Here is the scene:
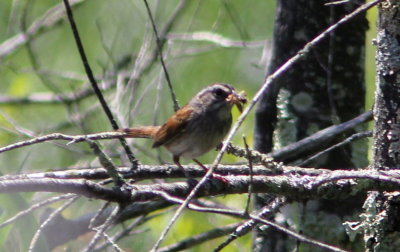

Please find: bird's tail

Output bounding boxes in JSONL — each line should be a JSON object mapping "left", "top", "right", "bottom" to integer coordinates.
{"left": 117, "top": 126, "right": 160, "bottom": 138}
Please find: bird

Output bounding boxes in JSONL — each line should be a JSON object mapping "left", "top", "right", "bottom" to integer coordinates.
{"left": 118, "top": 83, "right": 246, "bottom": 181}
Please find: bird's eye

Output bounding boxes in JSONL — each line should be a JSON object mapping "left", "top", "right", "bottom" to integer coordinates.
{"left": 214, "top": 88, "right": 227, "bottom": 98}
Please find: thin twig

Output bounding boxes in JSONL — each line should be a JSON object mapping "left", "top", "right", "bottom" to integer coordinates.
{"left": 96, "top": 231, "right": 125, "bottom": 252}
{"left": 224, "top": 143, "right": 277, "bottom": 169}
{"left": 93, "top": 215, "right": 150, "bottom": 252}
{"left": 62, "top": 0, "right": 138, "bottom": 166}
{"left": 142, "top": 0, "right": 179, "bottom": 111}
{"left": 213, "top": 197, "right": 286, "bottom": 252}
{"left": 83, "top": 205, "right": 120, "bottom": 252}
{"left": 167, "top": 32, "right": 267, "bottom": 48}
{"left": 89, "top": 141, "right": 125, "bottom": 186}
{"left": 150, "top": 1, "right": 382, "bottom": 249}
{"left": 158, "top": 223, "right": 240, "bottom": 252}
{"left": 0, "top": 131, "right": 125, "bottom": 154}
{"left": 325, "top": 0, "right": 351, "bottom": 6}
{"left": 89, "top": 202, "right": 110, "bottom": 229}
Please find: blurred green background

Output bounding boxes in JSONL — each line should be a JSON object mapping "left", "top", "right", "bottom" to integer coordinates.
{"left": 0, "top": 0, "right": 376, "bottom": 251}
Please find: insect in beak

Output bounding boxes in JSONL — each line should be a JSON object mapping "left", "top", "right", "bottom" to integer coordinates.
{"left": 226, "top": 90, "right": 247, "bottom": 113}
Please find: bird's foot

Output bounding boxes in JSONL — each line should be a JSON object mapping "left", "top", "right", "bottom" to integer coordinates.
{"left": 211, "top": 173, "right": 229, "bottom": 183}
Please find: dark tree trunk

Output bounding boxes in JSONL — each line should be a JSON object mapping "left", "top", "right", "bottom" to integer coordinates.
{"left": 362, "top": 2, "right": 400, "bottom": 251}
{"left": 372, "top": 2, "right": 400, "bottom": 171}
{"left": 253, "top": 0, "right": 368, "bottom": 251}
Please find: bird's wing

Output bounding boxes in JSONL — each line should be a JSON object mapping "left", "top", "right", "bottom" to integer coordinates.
{"left": 152, "top": 105, "right": 194, "bottom": 148}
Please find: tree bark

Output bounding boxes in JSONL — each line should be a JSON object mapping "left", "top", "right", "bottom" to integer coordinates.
{"left": 363, "top": 2, "right": 400, "bottom": 251}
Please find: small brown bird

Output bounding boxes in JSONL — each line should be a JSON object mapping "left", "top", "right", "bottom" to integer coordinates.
{"left": 119, "top": 83, "right": 246, "bottom": 180}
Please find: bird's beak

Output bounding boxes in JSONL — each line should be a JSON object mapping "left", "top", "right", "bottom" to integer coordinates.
{"left": 226, "top": 90, "right": 247, "bottom": 113}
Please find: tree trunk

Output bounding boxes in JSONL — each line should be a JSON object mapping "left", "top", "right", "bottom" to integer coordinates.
{"left": 363, "top": 2, "right": 400, "bottom": 251}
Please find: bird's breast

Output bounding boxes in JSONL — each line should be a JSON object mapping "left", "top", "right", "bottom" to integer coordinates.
{"left": 165, "top": 110, "right": 232, "bottom": 159}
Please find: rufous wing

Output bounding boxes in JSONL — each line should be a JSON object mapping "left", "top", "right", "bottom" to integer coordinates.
{"left": 152, "top": 105, "right": 194, "bottom": 148}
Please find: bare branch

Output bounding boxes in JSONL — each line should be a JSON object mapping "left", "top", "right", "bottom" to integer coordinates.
{"left": 93, "top": 215, "right": 151, "bottom": 252}
{"left": 1, "top": 168, "right": 400, "bottom": 203}
{"left": 325, "top": 0, "right": 351, "bottom": 6}
{"left": 214, "top": 197, "right": 286, "bottom": 252}
{"left": 3, "top": 164, "right": 274, "bottom": 181}
{"left": 83, "top": 205, "right": 120, "bottom": 252}
{"left": 0, "top": 132, "right": 124, "bottom": 154}
{"left": 270, "top": 111, "right": 373, "bottom": 162}
{"left": 167, "top": 32, "right": 268, "bottom": 48}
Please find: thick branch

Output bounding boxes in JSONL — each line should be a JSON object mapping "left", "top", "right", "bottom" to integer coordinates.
{"left": 1, "top": 168, "right": 400, "bottom": 203}
{"left": 270, "top": 111, "right": 373, "bottom": 162}
{"left": 8, "top": 165, "right": 275, "bottom": 181}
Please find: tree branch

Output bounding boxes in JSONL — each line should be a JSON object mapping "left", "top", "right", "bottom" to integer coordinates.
{"left": 167, "top": 32, "right": 268, "bottom": 48}
{"left": 1, "top": 168, "right": 400, "bottom": 203}
{"left": 270, "top": 110, "right": 373, "bottom": 162}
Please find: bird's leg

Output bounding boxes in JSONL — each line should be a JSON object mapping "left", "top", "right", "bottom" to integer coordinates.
{"left": 173, "top": 156, "right": 197, "bottom": 185}
{"left": 192, "top": 159, "right": 228, "bottom": 183}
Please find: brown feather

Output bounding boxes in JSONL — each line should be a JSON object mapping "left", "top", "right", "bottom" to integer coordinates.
{"left": 117, "top": 126, "right": 160, "bottom": 138}
{"left": 152, "top": 105, "right": 194, "bottom": 148}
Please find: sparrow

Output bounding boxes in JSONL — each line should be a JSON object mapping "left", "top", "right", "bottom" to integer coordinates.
{"left": 119, "top": 83, "right": 246, "bottom": 180}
